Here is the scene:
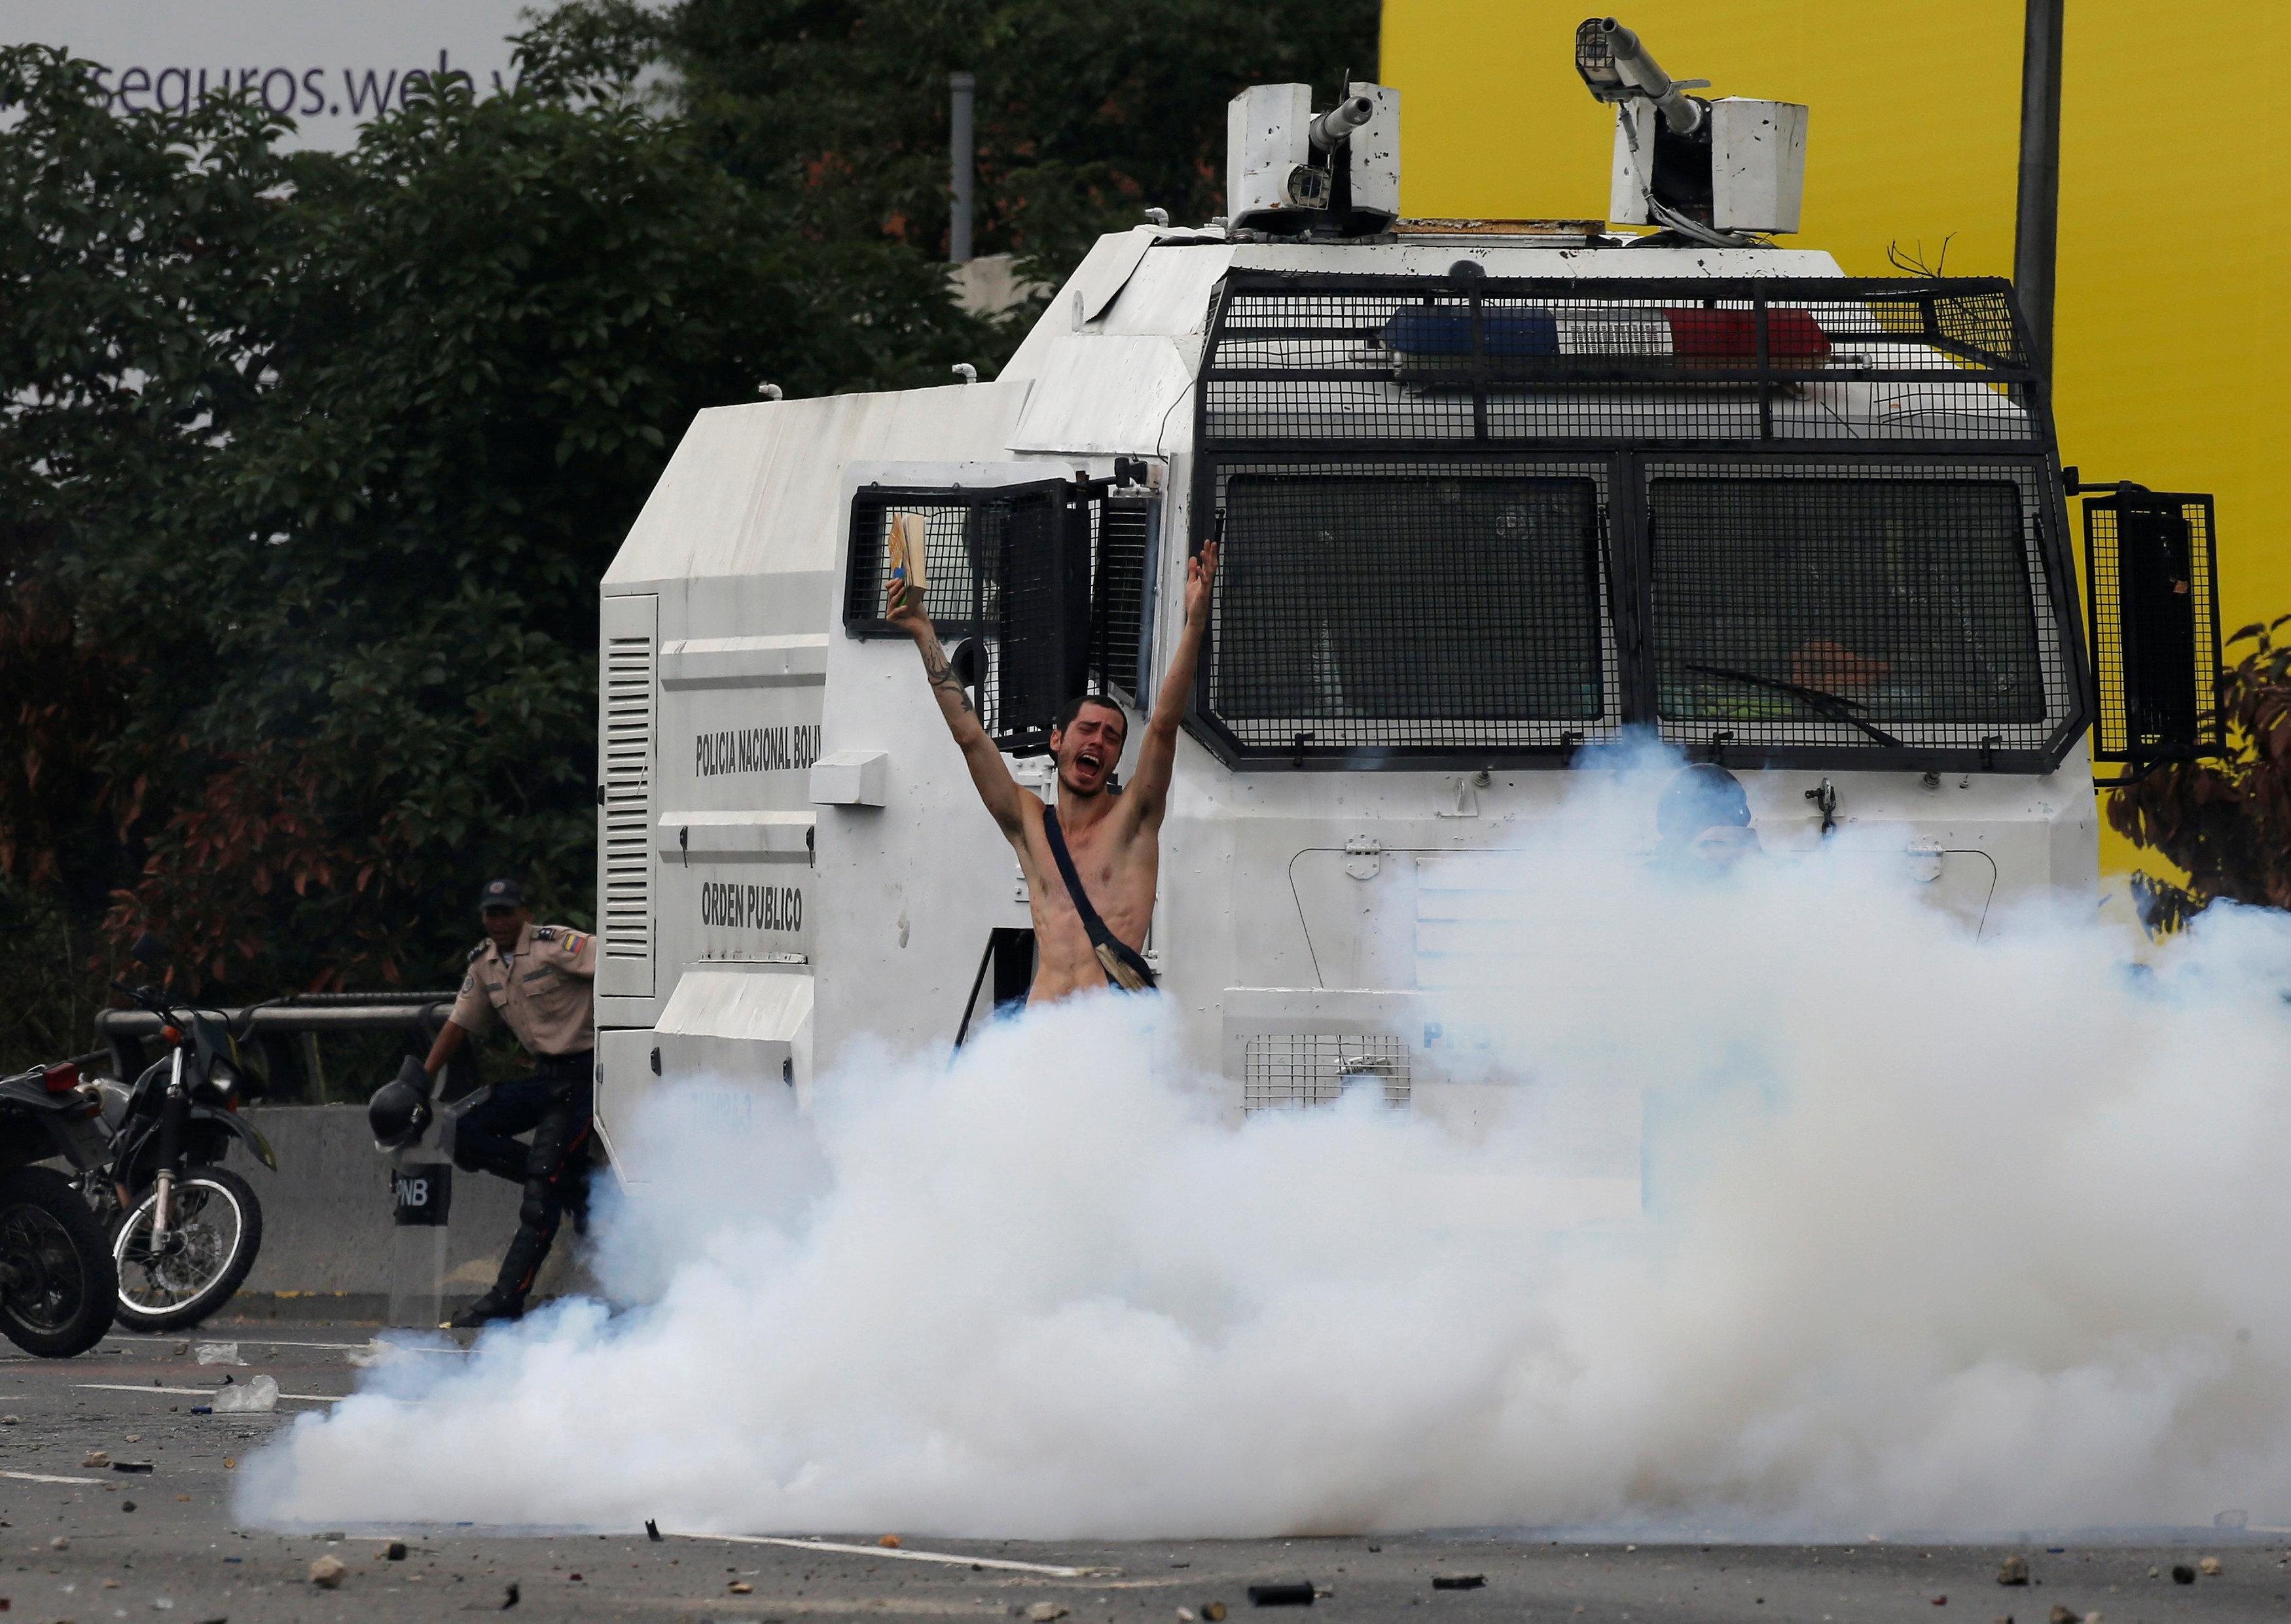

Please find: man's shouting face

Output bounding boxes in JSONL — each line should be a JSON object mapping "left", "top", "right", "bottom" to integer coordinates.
{"left": 1051, "top": 699, "right": 1128, "bottom": 799}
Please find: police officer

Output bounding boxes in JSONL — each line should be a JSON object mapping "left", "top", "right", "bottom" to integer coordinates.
{"left": 420, "top": 878, "right": 597, "bottom": 1327}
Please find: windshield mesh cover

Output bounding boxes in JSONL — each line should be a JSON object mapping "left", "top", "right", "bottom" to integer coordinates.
{"left": 1212, "top": 473, "right": 1606, "bottom": 749}
{"left": 1650, "top": 475, "right": 2051, "bottom": 747}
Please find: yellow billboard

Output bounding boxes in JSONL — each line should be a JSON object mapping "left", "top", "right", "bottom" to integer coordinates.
{"left": 1383, "top": 1, "right": 2289, "bottom": 877}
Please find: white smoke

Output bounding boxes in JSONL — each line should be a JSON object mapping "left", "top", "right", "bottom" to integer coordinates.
{"left": 239, "top": 750, "right": 2291, "bottom": 1538}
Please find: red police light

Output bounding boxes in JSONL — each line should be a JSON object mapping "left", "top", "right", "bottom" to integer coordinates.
{"left": 1663, "top": 306, "right": 1831, "bottom": 364}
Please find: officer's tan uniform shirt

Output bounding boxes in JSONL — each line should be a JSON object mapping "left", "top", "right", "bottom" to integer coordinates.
{"left": 450, "top": 922, "right": 598, "bottom": 1056}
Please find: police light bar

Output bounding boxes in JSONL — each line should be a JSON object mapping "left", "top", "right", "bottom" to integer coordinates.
{"left": 1381, "top": 305, "right": 1832, "bottom": 365}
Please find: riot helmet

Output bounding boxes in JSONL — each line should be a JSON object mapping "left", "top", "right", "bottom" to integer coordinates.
{"left": 368, "top": 1056, "right": 434, "bottom": 1151}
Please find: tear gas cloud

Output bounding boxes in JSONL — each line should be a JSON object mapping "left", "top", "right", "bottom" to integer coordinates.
{"left": 242, "top": 747, "right": 2291, "bottom": 1538}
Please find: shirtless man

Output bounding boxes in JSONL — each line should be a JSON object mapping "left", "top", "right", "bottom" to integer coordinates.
{"left": 887, "top": 536, "right": 1218, "bottom": 1001}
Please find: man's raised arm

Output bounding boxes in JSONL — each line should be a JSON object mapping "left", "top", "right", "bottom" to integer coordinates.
{"left": 886, "top": 578, "right": 1029, "bottom": 839}
{"left": 1125, "top": 538, "right": 1219, "bottom": 824}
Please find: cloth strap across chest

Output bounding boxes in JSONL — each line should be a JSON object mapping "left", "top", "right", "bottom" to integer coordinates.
{"left": 1040, "top": 805, "right": 1157, "bottom": 993}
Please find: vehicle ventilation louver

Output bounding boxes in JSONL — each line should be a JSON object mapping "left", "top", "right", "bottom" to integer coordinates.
{"left": 1242, "top": 1034, "right": 1411, "bottom": 1112}
{"left": 598, "top": 594, "right": 658, "bottom": 996}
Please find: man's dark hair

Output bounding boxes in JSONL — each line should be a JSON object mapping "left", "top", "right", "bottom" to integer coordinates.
{"left": 1053, "top": 693, "right": 1127, "bottom": 738}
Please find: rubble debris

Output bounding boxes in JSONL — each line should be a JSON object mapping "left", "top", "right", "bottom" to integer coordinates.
{"left": 1178, "top": 1609, "right": 1197, "bottom": 1621}
{"left": 1246, "top": 1583, "right": 1316, "bottom": 1607}
{"left": 1997, "top": 1557, "right": 2029, "bottom": 1586}
{"left": 2171, "top": 1566, "right": 2195, "bottom": 1585}
{"left": 308, "top": 1557, "right": 346, "bottom": 1590}
{"left": 210, "top": 1378, "right": 277, "bottom": 1415}
{"left": 1430, "top": 1576, "right": 1485, "bottom": 1591}
{"left": 82, "top": 1453, "right": 107, "bottom": 1469}
{"left": 49, "top": 1538, "right": 67, "bottom": 1552}
{"left": 170, "top": 1343, "right": 189, "bottom": 1357}
{"left": 645, "top": 1521, "right": 662, "bottom": 1542}
{"left": 880, "top": 1536, "right": 903, "bottom": 1549}
{"left": 188, "top": 1409, "right": 210, "bottom": 1416}
{"left": 112, "top": 1463, "right": 153, "bottom": 1475}
{"left": 1, "top": 1415, "right": 17, "bottom": 1426}
{"left": 1026, "top": 1604, "right": 1068, "bottom": 1621}
{"left": 501, "top": 1581, "right": 520, "bottom": 1609}
{"left": 2198, "top": 1558, "right": 2222, "bottom": 1577}
{"left": 1202, "top": 1606, "right": 1227, "bottom": 1622}
{"left": 1932, "top": 1597, "right": 1947, "bottom": 1607}
{"left": 194, "top": 1346, "right": 245, "bottom": 1367}
{"left": 384, "top": 1543, "right": 407, "bottom": 1562}
{"left": 2049, "top": 1608, "right": 2078, "bottom": 1623}
{"left": 120, "top": 1502, "right": 135, "bottom": 1513}
{"left": 729, "top": 1582, "right": 753, "bottom": 1595}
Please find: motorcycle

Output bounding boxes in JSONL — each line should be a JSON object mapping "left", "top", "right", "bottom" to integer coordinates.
{"left": 87, "top": 935, "right": 277, "bottom": 1333}
{"left": 0, "top": 1055, "right": 119, "bottom": 1356}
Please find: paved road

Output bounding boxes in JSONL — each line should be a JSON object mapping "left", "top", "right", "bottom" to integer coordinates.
{"left": 0, "top": 1321, "right": 2280, "bottom": 1623}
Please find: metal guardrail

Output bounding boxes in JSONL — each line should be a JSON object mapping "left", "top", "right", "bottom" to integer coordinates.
{"left": 92, "top": 995, "right": 461, "bottom": 1105}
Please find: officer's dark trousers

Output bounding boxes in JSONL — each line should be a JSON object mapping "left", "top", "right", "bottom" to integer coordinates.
{"left": 453, "top": 1059, "right": 592, "bottom": 1308}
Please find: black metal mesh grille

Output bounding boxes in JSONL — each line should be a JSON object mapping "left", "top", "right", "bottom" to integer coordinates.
{"left": 1206, "top": 461, "right": 1617, "bottom": 758}
{"left": 995, "top": 493, "right": 1084, "bottom": 750}
{"left": 1089, "top": 497, "right": 1153, "bottom": 702}
{"left": 1199, "top": 274, "right": 2035, "bottom": 447}
{"left": 846, "top": 482, "right": 1079, "bottom": 749}
{"left": 2084, "top": 492, "right": 2223, "bottom": 763}
{"left": 1646, "top": 465, "right": 2067, "bottom": 753}
{"left": 846, "top": 497, "right": 1004, "bottom": 636}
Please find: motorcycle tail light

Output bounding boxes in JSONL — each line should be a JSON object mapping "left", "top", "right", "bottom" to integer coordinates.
{"left": 160, "top": 1025, "right": 180, "bottom": 1044}
{"left": 41, "top": 1062, "right": 79, "bottom": 1094}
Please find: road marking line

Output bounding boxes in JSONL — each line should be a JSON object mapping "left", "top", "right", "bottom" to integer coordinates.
{"left": 72, "top": 1383, "right": 340, "bottom": 1403}
{"left": 104, "top": 1337, "right": 469, "bottom": 1356}
{"left": 668, "top": 1532, "right": 1103, "bottom": 1578}
{"left": 0, "top": 1470, "right": 99, "bottom": 1485}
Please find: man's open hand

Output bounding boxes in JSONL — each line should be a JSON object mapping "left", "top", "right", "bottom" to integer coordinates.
{"left": 1185, "top": 538, "right": 1219, "bottom": 626}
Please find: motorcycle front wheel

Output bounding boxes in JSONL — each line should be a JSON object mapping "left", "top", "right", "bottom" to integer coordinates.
{"left": 111, "top": 1167, "right": 263, "bottom": 1333}
{"left": 0, "top": 1165, "right": 118, "bottom": 1357}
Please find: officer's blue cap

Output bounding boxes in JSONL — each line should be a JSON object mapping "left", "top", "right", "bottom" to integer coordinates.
{"left": 478, "top": 878, "right": 525, "bottom": 912}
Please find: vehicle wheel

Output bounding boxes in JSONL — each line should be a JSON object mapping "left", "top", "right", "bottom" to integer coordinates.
{"left": 111, "top": 1166, "right": 262, "bottom": 1333}
{"left": 0, "top": 1166, "right": 118, "bottom": 1358}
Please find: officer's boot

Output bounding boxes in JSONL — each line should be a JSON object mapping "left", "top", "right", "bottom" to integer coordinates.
{"left": 564, "top": 1159, "right": 595, "bottom": 1236}
{"left": 446, "top": 1222, "right": 551, "bottom": 1328}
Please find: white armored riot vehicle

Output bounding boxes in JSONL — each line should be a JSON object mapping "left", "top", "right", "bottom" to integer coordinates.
{"left": 588, "top": 22, "right": 2217, "bottom": 1167}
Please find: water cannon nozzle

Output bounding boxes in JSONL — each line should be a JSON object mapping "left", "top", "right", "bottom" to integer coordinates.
{"left": 1575, "top": 16, "right": 1705, "bottom": 135}
{"left": 1308, "top": 94, "right": 1376, "bottom": 153}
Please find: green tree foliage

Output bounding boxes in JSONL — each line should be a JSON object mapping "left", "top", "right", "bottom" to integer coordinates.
{"left": 2110, "top": 617, "right": 2291, "bottom": 930}
{"left": 0, "top": 0, "right": 1380, "bottom": 1066}
{"left": 661, "top": 0, "right": 1381, "bottom": 283}
{"left": 0, "top": 23, "right": 995, "bottom": 1051}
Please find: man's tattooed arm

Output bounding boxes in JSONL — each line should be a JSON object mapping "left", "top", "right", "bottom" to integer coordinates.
{"left": 919, "top": 638, "right": 975, "bottom": 716}
{"left": 901, "top": 606, "right": 1027, "bottom": 836}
